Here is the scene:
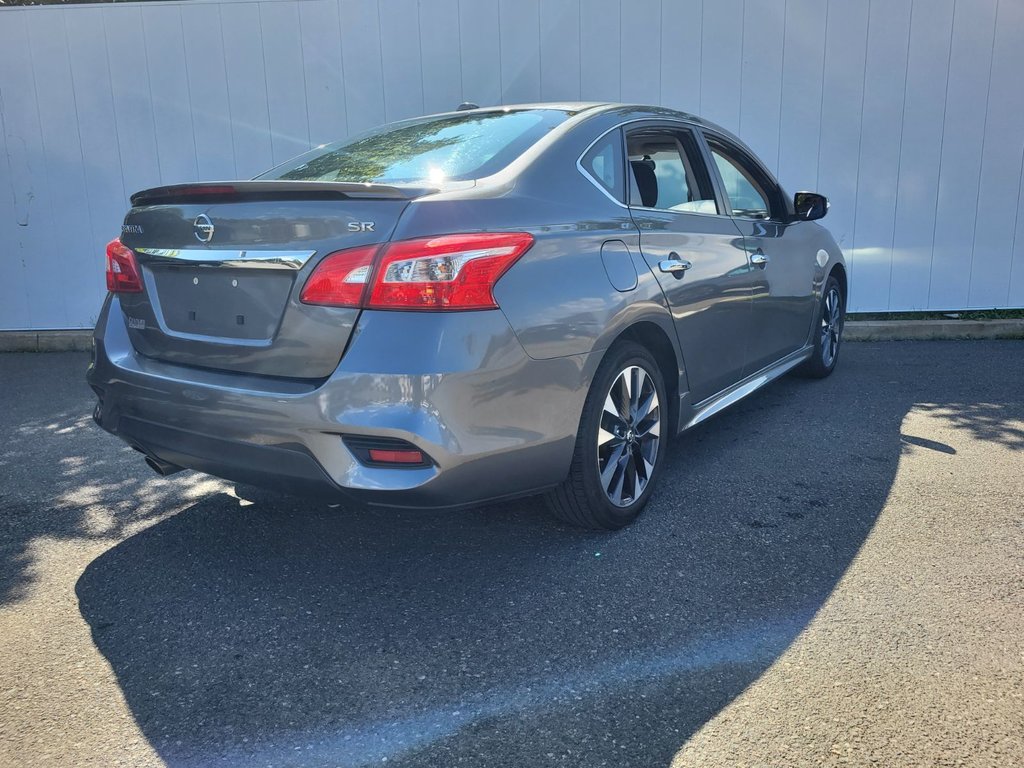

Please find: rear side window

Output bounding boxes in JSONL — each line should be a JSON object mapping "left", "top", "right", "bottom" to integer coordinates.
{"left": 580, "top": 130, "right": 625, "bottom": 202}
{"left": 261, "top": 109, "right": 572, "bottom": 184}
{"left": 626, "top": 128, "right": 718, "bottom": 214}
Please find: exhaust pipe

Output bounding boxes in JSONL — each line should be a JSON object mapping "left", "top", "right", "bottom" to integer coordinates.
{"left": 144, "top": 455, "right": 185, "bottom": 477}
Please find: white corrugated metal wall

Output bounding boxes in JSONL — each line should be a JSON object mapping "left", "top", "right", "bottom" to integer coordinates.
{"left": 1, "top": 0, "right": 1023, "bottom": 329}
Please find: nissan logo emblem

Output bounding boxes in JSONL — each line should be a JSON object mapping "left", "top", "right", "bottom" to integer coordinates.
{"left": 193, "top": 214, "right": 215, "bottom": 243}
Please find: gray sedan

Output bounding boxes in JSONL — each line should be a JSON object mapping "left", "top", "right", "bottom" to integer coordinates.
{"left": 88, "top": 103, "right": 846, "bottom": 529}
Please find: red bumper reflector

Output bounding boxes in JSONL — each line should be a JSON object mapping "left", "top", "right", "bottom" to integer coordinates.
{"left": 368, "top": 448, "right": 425, "bottom": 464}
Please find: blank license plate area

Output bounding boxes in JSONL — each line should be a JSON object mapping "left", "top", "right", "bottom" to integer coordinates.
{"left": 154, "top": 267, "right": 294, "bottom": 341}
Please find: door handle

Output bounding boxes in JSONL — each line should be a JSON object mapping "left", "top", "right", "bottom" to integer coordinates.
{"left": 751, "top": 251, "right": 768, "bottom": 267}
{"left": 659, "top": 253, "right": 692, "bottom": 278}
{"left": 659, "top": 259, "right": 692, "bottom": 276}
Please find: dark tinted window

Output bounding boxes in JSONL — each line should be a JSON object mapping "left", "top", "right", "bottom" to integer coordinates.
{"left": 580, "top": 130, "right": 625, "bottom": 202}
{"left": 261, "top": 109, "right": 572, "bottom": 184}
{"left": 625, "top": 128, "right": 718, "bottom": 213}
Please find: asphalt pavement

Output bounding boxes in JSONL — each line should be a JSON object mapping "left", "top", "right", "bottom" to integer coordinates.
{"left": 0, "top": 341, "right": 1021, "bottom": 767}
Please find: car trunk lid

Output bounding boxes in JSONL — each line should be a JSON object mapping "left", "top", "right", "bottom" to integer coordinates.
{"left": 116, "top": 181, "right": 429, "bottom": 379}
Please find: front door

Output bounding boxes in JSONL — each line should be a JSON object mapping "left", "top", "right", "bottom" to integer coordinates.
{"left": 625, "top": 125, "right": 755, "bottom": 404}
{"left": 704, "top": 135, "right": 818, "bottom": 373}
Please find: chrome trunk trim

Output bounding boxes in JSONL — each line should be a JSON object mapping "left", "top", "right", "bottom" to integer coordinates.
{"left": 135, "top": 248, "right": 316, "bottom": 270}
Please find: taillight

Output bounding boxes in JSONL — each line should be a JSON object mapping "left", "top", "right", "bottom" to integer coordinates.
{"left": 367, "top": 232, "right": 533, "bottom": 310}
{"left": 299, "top": 245, "right": 380, "bottom": 307}
{"left": 105, "top": 238, "right": 143, "bottom": 293}
{"left": 299, "top": 233, "right": 533, "bottom": 311}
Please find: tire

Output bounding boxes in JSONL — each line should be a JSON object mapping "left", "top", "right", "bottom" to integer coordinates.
{"left": 799, "top": 275, "right": 845, "bottom": 379}
{"left": 545, "top": 341, "right": 669, "bottom": 530}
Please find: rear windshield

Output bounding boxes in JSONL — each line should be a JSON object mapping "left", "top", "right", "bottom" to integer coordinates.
{"left": 259, "top": 109, "right": 573, "bottom": 185}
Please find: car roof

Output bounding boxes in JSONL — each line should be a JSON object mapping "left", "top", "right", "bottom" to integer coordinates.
{"left": 444, "top": 102, "right": 735, "bottom": 142}
{"left": 424, "top": 101, "right": 709, "bottom": 126}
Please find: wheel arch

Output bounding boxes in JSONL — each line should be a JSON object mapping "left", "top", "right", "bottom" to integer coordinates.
{"left": 610, "top": 320, "right": 683, "bottom": 438}
{"left": 828, "top": 262, "right": 848, "bottom": 308}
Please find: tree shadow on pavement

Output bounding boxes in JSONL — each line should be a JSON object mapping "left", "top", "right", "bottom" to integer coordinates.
{"left": 0, "top": 353, "right": 226, "bottom": 607}
{"left": 68, "top": 342, "right": 1022, "bottom": 767}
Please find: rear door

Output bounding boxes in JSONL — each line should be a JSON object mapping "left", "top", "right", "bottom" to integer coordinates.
{"left": 703, "top": 134, "right": 817, "bottom": 372}
{"left": 117, "top": 182, "right": 414, "bottom": 379}
{"left": 625, "top": 124, "right": 755, "bottom": 404}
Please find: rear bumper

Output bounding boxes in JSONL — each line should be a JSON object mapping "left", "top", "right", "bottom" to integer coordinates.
{"left": 88, "top": 296, "right": 592, "bottom": 508}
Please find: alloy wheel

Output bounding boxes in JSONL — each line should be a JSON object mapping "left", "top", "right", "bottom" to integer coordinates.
{"left": 597, "top": 365, "right": 661, "bottom": 507}
{"left": 821, "top": 286, "right": 842, "bottom": 367}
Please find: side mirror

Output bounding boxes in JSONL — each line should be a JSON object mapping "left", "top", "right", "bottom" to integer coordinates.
{"left": 794, "top": 191, "right": 829, "bottom": 221}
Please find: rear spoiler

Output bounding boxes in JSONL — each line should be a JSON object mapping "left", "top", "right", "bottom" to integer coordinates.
{"left": 130, "top": 180, "right": 437, "bottom": 207}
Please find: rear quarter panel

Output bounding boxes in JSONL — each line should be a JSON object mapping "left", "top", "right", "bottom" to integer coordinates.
{"left": 390, "top": 113, "right": 682, "bottom": 376}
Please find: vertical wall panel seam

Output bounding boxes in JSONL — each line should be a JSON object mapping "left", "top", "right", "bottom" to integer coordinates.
{"left": 256, "top": 3, "right": 276, "bottom": 164}
{"left": 418, "top": 1, "right": 428, "bottom": 106}
{"left": 455, "top": 0, "right": 465, "bottom": 103}
{"left": 964, "top": 0, "right": 999, "bottom": 306}
{"left": 925, "top": 0, "right": 957, "bottom": 306}
{"left": 140, "top": 10, "right": 167, "bottom": 183}
{"left": 660, "top": 0, "right": 666, "bottom": 104}
{"left": 0, "top": 80, "right": 19, "bottom": 219}
{"left": 299, "top": 3, "right": 312, "bottom": 147}
{"left": 812, "top": 3, "right": 827, "bottom": 195}
{"left": 100, "top": 11, "right": 130, "bottom": 215}
{"left": 658, "top": 0, "right": 667, "bottom": 105}
{"left": 814, "top": 0, "right": 830, "bottom": 191}
{"left": 419, "top": 0, "right": 426, "bottom": 113}
{"left": 774, "top": 0, "right": 787, "bottom": 174}
{"left": 497, "top": 0, "right": 505, "bottom": 99}
{"left": 577, "top": 0, "right": 582, "bottom": 100}
{"left": 375, "top": 0, "right": 389, "bottom": 121}
{"left": 1006, "top": 141, "right": 1024, "bottom": 305}
{"left": 697, "top": 0, "right": 703, "bottom": 111}
{"left": 0, "top": 92, "right": 30, "bottom": 325}
{"left": 659, "top": 0, "right": 667, "bottom": 108}
{"left": 886, "top": 0, "right": 914, "bottom": 311}
{"left": 297, "top": 4, "right": 313, "bottom": 149}
{"left": 998, "top": 4, "right": 1024, "bottom": 306}
{"left": 335, "top": 0, "right": 351, "bottom": 136}
{"left": 618, "top": 0, "right": 623, "bottom": 102}
{"left": 498, "top": 0, "right": 504, "bottom": 101}
{"left": 737, "top": 0, "right": 745, "bottom": 135}
{"left": 848, "top": 0, "right": 873, "bottom": 298}
{"left": 25, "top": 12, "right": 66, "bottom": 326}
{"left": 452, "top": 0, "right": 460, "bottom": 102}
{"left": 177, "top": 8, "right": 201, "bottom": 178}
{"left": 303, "top": 4, "right": 311, "bottom": 144}
{"left": 217, "top": 4, "right": 240, "bottom": 176}
{"left": 61, "top": 11, "right": 101, "bottom": 282}
{"left": 536, "top": 0, "right": 543, "bottom": 99}
{"left": 658, "top": 0, "right": 665, "bottom": 105}
{"left": 0, "top": 86, "right": 15, "bottom": 217}
{"left": 0, "top": 15, "right": 33, "bottom": 329}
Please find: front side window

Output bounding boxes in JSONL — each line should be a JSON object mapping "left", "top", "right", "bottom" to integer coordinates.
{"left": 260, "top": 108, "right": 573, "bottom": 185}
{"left": 707, "top": 140, "right": 773, "bottom": 219}
{"left": 626, "top": 129, "right": 718, "bottom": 213}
